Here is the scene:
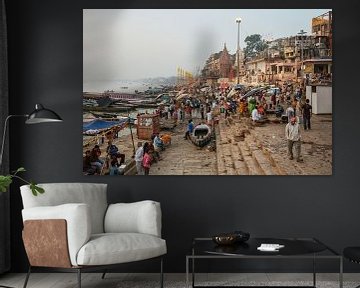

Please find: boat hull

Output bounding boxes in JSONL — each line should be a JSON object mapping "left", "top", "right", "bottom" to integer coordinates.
{"left": 190, "top": 124, "right": 212, "bottom": 147}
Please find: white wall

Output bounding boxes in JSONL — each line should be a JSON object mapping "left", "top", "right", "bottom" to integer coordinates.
{"left": 315, "top": 86, "right": 332, "bottom": 114}
{"left": 306, "top": 85, "right": 332, "bottom": 114}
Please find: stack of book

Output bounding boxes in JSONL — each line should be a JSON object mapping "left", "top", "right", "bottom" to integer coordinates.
{"left": 257, "top": 243, "right": 285, "bottom": 252}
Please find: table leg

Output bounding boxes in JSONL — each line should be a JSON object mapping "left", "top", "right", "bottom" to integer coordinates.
{"left": 313, "top": 254, "right": 316, "bottom": 287}
{"left": 186, "top": 257, "right": 189, "bottom": 288}
{"left": 339, "top": 257, "right": 343, "bottom": 288}
{"left": 192, "top": 257, "right": 195, "bottom": 288}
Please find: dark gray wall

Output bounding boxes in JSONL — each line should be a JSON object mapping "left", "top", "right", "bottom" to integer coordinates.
{"left": 5, "top": 0, "right": 360, "bottom": 273}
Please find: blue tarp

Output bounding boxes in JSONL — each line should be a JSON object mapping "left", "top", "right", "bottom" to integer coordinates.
{"left": 83, "top": 118, "right": 127, "bottom": 132}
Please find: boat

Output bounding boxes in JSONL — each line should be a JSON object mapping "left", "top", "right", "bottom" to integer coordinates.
{"left": 91, "top": 112, "right": 119, "bottom": 119}
{"left": 103, "top": 91, "right": 145, "bottom": 101}
{"left": 190, "top": 124, "right": 212, "bottom": 147}
{"left": 127, "top": 99, "right": 158, "bottom": 105}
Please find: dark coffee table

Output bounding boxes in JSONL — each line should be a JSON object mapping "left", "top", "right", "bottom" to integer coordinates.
{"left": 186, "top": 237, "right": 342, "bottom": 288}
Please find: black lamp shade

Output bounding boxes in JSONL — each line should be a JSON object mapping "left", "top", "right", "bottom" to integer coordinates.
{"left": 25, "top": 104, "right": 63, "bottom": 124}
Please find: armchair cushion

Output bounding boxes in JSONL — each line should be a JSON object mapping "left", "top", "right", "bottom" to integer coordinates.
{"left": 104, "top": 200, "right": 162, "bottom": 237}
{"left": 20, "top": 183, "right": 108, "bottom": 234}
{"left": 22, "top": 203, "right": 91, "bottom": 266}
{"left": 76, "top": 233, "right": 167, "bottom": 266}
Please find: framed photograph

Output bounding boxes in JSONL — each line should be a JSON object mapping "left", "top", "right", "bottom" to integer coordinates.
{"left": 83, "top": 9, "right": 332, "bottom": 176}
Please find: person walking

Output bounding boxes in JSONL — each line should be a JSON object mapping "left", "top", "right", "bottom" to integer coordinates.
{"left": 184, "top": 119, "right": 194, "bottom": 140}
{"left": 302, "top": 99, "right": 312, "bottom": 130}
{"left": 200, "top": 104, "right": 205, "bottom": 120}
{"left": 285, "top": 117, "right": 303, "bottom": 162}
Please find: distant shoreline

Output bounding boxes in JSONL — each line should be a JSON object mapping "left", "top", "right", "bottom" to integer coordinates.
{"left": 83, "top": 77, "right": 177, "bottom": 94}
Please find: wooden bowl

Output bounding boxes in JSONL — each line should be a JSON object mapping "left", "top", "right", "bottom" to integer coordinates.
{"left": 212, "top": 234, "right": 237, "bottom": 245}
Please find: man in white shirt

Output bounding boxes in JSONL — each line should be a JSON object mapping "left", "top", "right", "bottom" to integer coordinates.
{"left": 206, "top": 110, "right": 212, "bottom": 125}
{"left": 251, "top": 106, "right": 261, "bottom": 121}
{"left": 285, "top": 117, "right": 303, "bottom": 162}
{"left": 134, "top": 142, "right": 144, "bottom": 175}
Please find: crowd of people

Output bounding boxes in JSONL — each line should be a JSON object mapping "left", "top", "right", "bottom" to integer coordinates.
{"left": 83, "top": 81, "right": 315, "bottom": 174}
{"left": 83, "top": 129, "right": 172, "bottom": 175}
{"left": 83, "top": 138, "right": 126, "bottom": 175}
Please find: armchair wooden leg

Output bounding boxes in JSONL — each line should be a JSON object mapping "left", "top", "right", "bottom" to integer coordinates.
{"left": 101, "top": 270, "right": 107, "bottom": 279}
{"left": 23, "top": 266, "right": 31, "bottom": 288}
{"left": 77, "top": 268, "right": 81, "bottom": 288}
{"left": 160, "top": 257, "right": 164, "bottom": 288}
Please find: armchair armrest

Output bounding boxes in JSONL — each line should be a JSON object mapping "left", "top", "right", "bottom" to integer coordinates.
{"left": 22, "top": 203, "right": 91, "bottom": 266}
{"left": 104, "top": 200, "right": 162, "bottom": 237}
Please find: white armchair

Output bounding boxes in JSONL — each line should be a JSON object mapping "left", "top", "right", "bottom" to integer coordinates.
{"left": 20, "top": 183, "right": 166, "bottom": 288}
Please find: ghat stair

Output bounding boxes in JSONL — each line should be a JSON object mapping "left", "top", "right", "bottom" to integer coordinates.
{"left": 215, "top": 116, "right": 305, "bottom": 176}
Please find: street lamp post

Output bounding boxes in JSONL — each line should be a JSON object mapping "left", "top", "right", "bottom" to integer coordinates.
{"left": 298, "top": 29, "right": 307, "bottom": 86}
{"left": 236, "top": 17, "right": 242, "bottom": 85}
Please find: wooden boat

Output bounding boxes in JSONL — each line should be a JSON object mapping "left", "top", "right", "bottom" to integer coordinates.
{"left": 190, "top": 124, "right": 212, "bottom": 147}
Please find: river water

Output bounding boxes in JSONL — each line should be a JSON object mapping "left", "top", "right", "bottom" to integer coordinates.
{"left": 83, "top": 80, "right": 153, "bottom": 94}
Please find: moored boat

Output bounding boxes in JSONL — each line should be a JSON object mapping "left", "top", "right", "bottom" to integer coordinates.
{"left": 190, "top": 124, "right": 212, "bottom": 147}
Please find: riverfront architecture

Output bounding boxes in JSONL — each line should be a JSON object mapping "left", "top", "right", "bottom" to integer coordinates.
{"left": 200, "top": 11, "right": 332, "bottom": 88}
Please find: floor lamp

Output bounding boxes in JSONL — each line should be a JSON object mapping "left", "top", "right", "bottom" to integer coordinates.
{"left": 0, "top": 103, "right": 63, "bottom": 167}
{"left": 0, "top": 103, "right": 62, "bottom": 288}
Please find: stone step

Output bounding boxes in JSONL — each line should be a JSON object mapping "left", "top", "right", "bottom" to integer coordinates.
{"left": 217, "top": 117, "right": 286, "bottom": 176}
{"left": 262, "top": 147, "right": 287, "bottom": 175}
{"left": 251, "top": 149, "right": 278, "bottom": 175}
{"left": 244, "top": 133, "right": 279, "bottom": 175}
{"left": 230, "top": 142, "right": 249, "bottom": 175}
{"left": 250, "top": 131, "right": 309, "bottom": 175}
{"left": 215, "top": 124, "right": 231, "bottom": 175}
{"left": 222, "top": 144, "right": 237, "bottom": 175}
{"left": 216, "top": 148, "right": 226, "bottom": 175}
{"left": 267, "top": 151, "right": 306, "bottom": 175}
{"left": 249, "top": 131, "right": 308, "bottom": 175}
{"left": 220, "top": 120, "right": 248, "bottom": 175}
{"left": 216, "top": 148, "right": 227, "bottom": 175}
{"left": 237, "top": 139, "right": 264, "bottom": 175}
{"left": 216, "top": 116, "right": 311, "bottom": 176}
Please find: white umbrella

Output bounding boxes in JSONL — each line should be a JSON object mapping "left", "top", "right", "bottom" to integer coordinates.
{"left": 176, "top": 93, "right": 189, "bottom": 101}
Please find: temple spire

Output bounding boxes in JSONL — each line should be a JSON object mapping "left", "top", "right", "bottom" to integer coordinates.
{"left": 223, "top": 42, "right": 227, "bottom": 52}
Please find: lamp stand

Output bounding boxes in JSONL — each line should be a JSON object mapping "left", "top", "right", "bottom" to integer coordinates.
{"left": 0, "top": 115, "right": 28, "bottom": 168}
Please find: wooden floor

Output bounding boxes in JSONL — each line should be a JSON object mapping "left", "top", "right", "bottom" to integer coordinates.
{"left": 1, "top": 273, "right": 359, "bottom": 288}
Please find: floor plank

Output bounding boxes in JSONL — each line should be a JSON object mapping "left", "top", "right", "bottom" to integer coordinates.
{"left": 1, "top": 273, "right": 359, "bottom": 288}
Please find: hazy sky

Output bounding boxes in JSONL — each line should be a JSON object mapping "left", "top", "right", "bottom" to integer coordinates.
{"left": 83, "top": 9, "right": 330, "bottom": 82}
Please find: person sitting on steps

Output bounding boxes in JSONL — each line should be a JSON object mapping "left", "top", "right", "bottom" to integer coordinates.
{"left": 106, "top": 139, "right": 125, "bottom": 165}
